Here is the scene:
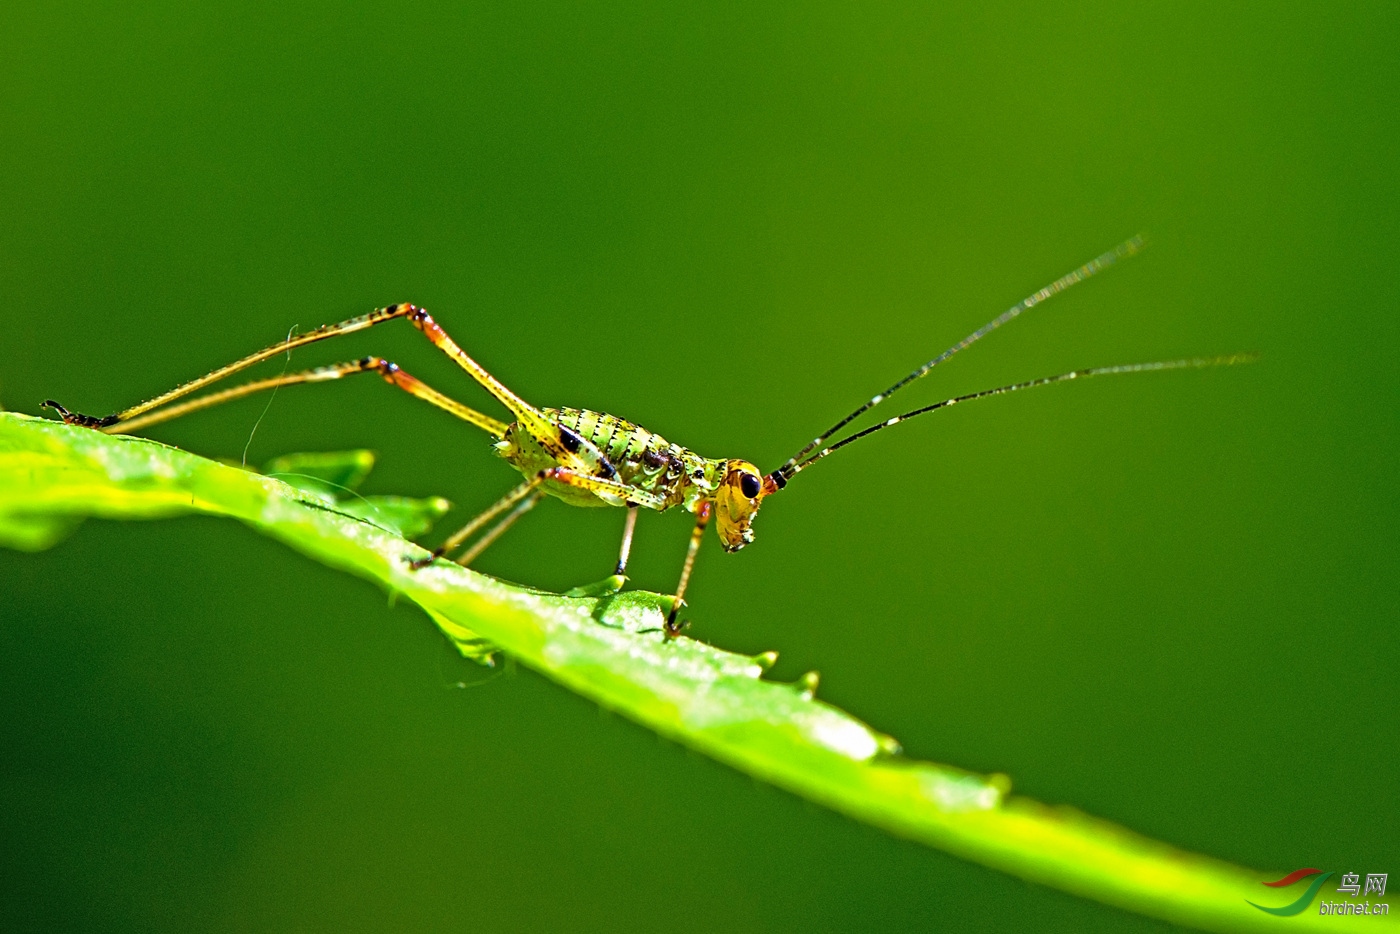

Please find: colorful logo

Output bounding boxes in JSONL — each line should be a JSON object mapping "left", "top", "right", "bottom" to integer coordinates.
{"left": 1247, "top": 868, "right": 1334, "bottom": 916}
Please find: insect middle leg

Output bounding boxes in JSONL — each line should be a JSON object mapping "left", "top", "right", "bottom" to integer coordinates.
{"left": 411, "top": 475, "right": 546, "bottom": 570}
{"left": 453, "top": 490, "right": 545, "bottom": 568}
{"left": 614, "top": 506, "right": 639, "bottom": 576}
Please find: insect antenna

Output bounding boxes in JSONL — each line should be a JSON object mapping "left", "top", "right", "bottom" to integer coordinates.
{"left": 772, "top": 235, "right": 1146, "bottom": 485}
{"left": 774, "top": 354, "right": 1257, "bottom": 482}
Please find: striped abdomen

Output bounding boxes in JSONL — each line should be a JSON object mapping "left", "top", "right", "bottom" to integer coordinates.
{"left": 552, "top": 406, "right": 695, "bottom": 508}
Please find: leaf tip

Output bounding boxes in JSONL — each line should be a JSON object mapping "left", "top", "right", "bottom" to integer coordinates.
{"left": 875, "top": 733, "right": 902, "bottom": 757}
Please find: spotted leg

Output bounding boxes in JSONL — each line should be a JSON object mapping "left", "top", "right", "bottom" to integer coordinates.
{"left": 47, "top": 304, "right": 424, "bottom": 431}
{"left": 665, "top": 500, "right": 712, "bottom": 639}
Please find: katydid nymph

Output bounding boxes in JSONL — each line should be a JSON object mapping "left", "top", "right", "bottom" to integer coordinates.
{"left": 44, "top": 236, "right": 1252, "bottom": 637}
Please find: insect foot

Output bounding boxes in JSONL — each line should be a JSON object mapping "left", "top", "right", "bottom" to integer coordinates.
{"left": 41, "top": 401, "right": 118, "bottom": 429}
{"left": 406, "top": 551, "right": 443, "bottom": 571}
{"left": 660, "top": 593, "right": 689, "bottom": 640}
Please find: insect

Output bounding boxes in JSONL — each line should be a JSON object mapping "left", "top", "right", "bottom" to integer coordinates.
{"left": 44, "top": 236, "right": 1251, "bottom": 637}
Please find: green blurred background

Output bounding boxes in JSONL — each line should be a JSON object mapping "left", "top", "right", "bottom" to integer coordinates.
{"left": 2, "top": 2, "right": 1396, "bottom": 931}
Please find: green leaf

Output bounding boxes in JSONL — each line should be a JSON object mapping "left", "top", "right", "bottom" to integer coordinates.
{"left": 262, "top": 449, "right": 377, "bottom": 493}
{"left": 335, "top": 494, "right": 452, "bottom": 539}
{"left": 0, "top": 510, "right": 84, "bottom": 551}
{"left": 0, "top": 412, "right": 1371, "bottom": 934}
{"left": 260, "top": 449, "right": 451, "bottom": 538}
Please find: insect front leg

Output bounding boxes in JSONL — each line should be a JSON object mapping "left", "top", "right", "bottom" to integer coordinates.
{"left": 665, "top": 501, "right": 712, "bottom": 640}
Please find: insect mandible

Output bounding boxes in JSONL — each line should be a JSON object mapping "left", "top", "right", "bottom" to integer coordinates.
{"left": 44, "top": 236, "right": 1251, "bottom": 637}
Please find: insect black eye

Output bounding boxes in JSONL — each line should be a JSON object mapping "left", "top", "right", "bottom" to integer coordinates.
{"left": 739, "top": 472, "right": 761, "bottom": 499}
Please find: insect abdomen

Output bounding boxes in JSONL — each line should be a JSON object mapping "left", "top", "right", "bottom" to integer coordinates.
{"left": 553, "top": 407, "right": 690, "bottom": 505}
{"left": 555, "top": 407, "right": 653, "bottom": 463}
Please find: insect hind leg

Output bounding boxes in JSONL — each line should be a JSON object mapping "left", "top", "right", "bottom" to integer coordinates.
{"left": 47, "top": 303, "right": 419, "bottom": 431}
{"left": 83, "top": 356, "right": 508, "bottom": 436}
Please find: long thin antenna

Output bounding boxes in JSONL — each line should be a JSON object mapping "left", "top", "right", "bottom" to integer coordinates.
{"left": 774, "top": 354, "right": 1256, "bottom": 482}
{"left": 774, "top": 235, "right": 1146, "bottom": 483}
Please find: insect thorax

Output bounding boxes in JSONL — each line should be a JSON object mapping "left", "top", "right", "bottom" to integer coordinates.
{"left": 496, "top": 407, "right": 724, "bottom": 512}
